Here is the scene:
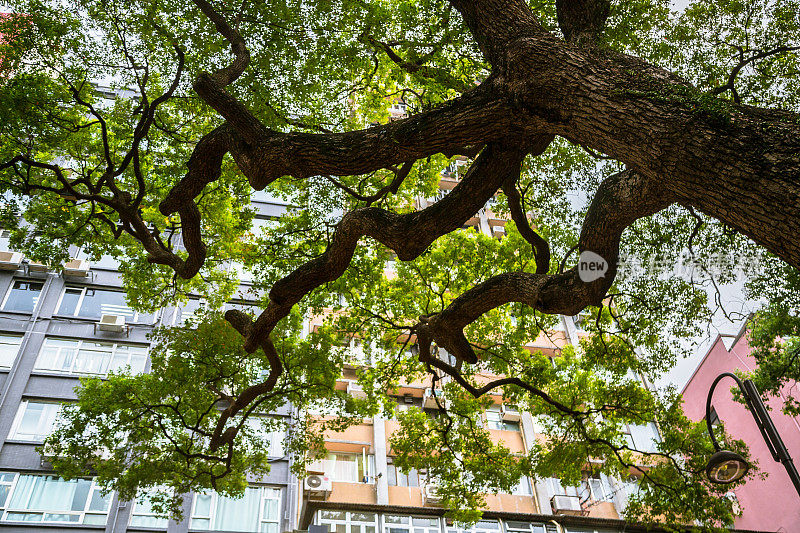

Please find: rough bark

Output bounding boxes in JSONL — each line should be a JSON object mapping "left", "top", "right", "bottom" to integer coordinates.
{"left": 32, "top": 0, "right": 796, "bottom": 443}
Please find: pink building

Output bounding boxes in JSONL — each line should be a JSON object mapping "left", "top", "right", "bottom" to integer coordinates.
{"left": 682, "top": 326, "right": 800, "bottom": 531}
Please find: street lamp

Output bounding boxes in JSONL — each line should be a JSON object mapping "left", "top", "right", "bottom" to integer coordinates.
{"left": 705, "top": 372, "right": 800, "bottom": 496}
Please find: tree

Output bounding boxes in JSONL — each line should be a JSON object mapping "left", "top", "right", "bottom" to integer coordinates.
{"left": 1, "top": 0, "right": 798, "bottom": 528}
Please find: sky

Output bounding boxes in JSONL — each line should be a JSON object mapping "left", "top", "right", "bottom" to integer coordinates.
{"left": 654, "top": 0, "right": 761, "bottom": 392}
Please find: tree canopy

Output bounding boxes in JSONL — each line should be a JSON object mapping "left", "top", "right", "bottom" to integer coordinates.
{"left": 0, "top": 0, "right": 799, "bottom": 529}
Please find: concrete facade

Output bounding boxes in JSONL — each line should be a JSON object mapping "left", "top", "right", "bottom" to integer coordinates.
{"left": 681, "top": 327, "right": 800, "bottom": 531}
{"left": 0, "top": 195, "right": 298, "bottom": 533}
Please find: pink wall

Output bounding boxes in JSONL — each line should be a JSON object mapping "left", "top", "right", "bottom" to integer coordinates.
{"left": 682, "top": 331, "right": 800, "bottom": 531}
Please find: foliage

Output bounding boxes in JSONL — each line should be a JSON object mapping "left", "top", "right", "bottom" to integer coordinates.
{"left": 0, "top": 0, "right": 796, "bottom": 529}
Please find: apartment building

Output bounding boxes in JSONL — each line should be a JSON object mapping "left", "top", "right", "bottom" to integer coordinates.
{"left": 682, "top": 325, "right": 800, "bottom": 531}
{"left": 292, "top": 170, "right": 685, "bottom": 533}
{"left": 0, "top": 192, "right": 299, "bottom": 533}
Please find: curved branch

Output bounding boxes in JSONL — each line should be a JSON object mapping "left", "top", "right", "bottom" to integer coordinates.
{"left": 711, "top": 45, "right": 800, "bottom": 103}
{"left": 199, "top": 137, "right": 553, "bottom": 445}
{"left": 421, "top": 169, "right": 677, "bottom": 363}
{"left": 502, "top": 175, "right": 550, "bottom": 274}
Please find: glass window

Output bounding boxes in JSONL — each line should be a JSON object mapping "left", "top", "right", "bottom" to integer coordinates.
{"left": 243, "top": 417, "right": 285, "bottom": 458}
{"left": 57, "top": 286, "right": 156, "bottom": 323}
{"left": 318, "top": 510, "right": 376, "bottom": 533}
{"left": 511, "top": 476, "right": 532, "bottom": 496}
{"left": 2, "top": 280, "right": 43, "bottom": 313}
{"left": 0, "top": 474, "right": 111, "bottom": 524}
{"left": 174, "top": 298, "right": 204, "bottom": 326}
{"left": 584, "top": 474, "right": 611, "bottom": 502}
{"left": 9, "top": 400, "right": 63, "bottom": 441}
{"left": 386, "top": 459, "right": 420, "bottom": 487}
{"left": 130, "top": 489, "right": 170, "bottom": 529}
{"left": 412, "top": 516, "right": 440, "bottom": 533}
{"left": 485, "top": 407, "right": 520, "bottom": 432}
{"left": 0, "top": 472, "right": 15, "bottom": 509}
{"left": 308, "top": 453, "right": 375, "bottom": 483}
{"left": 447, "top": 520, "right": 499, "bottom": 533}
{"left": 0, "top": 334, "right": 22, "bottom": 367}
{"left": 35, "top": 337, "right": 148, "bottom": 377}
{"left": 384, "top": 514, "right": 410, "bottom": 533}
{"left": 191, "top": 486, "right": 281, "bottom": 532}
{"left": 625, "top": 422, "right": 661, "bottom": 453}
{"left": 504, "top": 522, "right": 546, "bottom": 533}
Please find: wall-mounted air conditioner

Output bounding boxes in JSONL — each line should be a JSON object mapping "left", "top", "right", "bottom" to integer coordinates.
{"left": 304, "top": 473, "right": 332, "bottom": 497}
{"left": 501, "top": 404, "right": 520, "bottom": 422}
{"left": 0, "top": 251, "right": 23, "bottom": 271}
{"left": 423, "top": 483, "right": 442, "bottom": 505}
{"left": 551, "top": 494, "right": 583, "bottom": 515}
{"left": 492, "top": 225, "right": 506, "bottom": 237}
{"left": 63, "top": 259, "right": 90, "bottom": 277}
{"left": 27, "top": 261, "right": 48, "bottom": 272}
{"left": 97, "top": 314, "right": 126, "bottom": 332}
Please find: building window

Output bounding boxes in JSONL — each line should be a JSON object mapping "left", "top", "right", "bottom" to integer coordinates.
{"left": 708, "top": 407, "right": 720, "bottom": 427}
{"left": 0, "top": 333, "right": 22, "bottom": 367}
{"left": 543, "top": 477, "right": 581, "bottom": 499}
{"left": 0, "top": 473, "right": 111, "bottom": 525}
{"left": 2, "top": 280, "right": 43, "bottom": 313}
{"left": 583, "top": 473, "right": 612, "bottom": 502}
{"left": 317, "top": 510, "right": 377, "bottom": 533}
{"left": 446, "top": 519, "right": 500, "bottom": 533}
{"left": 485, "top": 407, "right": 520, "bottom": 432}
{"left": 242, "top": 417, "right": 285, "bottom": 458}
{"left": 622, "top": 422, "right": 661, "bottom": 453}
{"left": 169, "top": 298, "right": 204, "bottom": 326}
{"left": 384, "top": 516, "right": 441, "bottom": 533}
{"left": 308, "top": 452, "right": 375, "bottom": 483}
{"left": 510, "top": 476, "right": 533, "bottom": 496}
{"left": 190, "top": 486, "right": 281, "bottom": 533}
{"left": 34, "top": 337, "right": 148, "bottom": 377}
{"left": 503, "top": 522, "right": 547, "bottom": 533}
{"left": 130, "top": 489, "right": 169, "bottom": 529}
{"left": 34, "top": 337, "right": 147, "bottom": 376}
{"left": 56, "top": 286, "right": 156, "bottom": 323}
{"left": 386, "top": 458, "right": 420, "bottom": 487}
{"left": 9, "top": 400, "right": 63, "bottom": 441}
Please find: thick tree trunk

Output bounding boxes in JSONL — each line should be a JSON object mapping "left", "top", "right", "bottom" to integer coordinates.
{"left": 149, "top": 0, "right": 800, "bottom": 440}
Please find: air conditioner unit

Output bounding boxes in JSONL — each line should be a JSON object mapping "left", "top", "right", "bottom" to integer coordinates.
{"left": 422, "top": 388, "right": 447, "bottom": 410}
{"left": 97, "top": 314, "right": 126, "bottom": 332}
{"left": 551, "top": 494, "right": 583, "bottom": 515}
{"left": 347, "top": 381, "right": 367, "bottom": 399}
{"left": 304, "top": 474, "right": 332, "bottom": 494}
{"left": 27, "top": 261, "right": 48, "bottom": 272}
{"left": 63, "top": 259, "right": 90, "bottom": 277}
{"left": 501, "top": 404, "right": 520, "bottom": 422}
{"left": 492, "top": 225, "right": 506, "bottom": 237}
{"left": 0, "top": 251, "right": 23, "bottom": 270}
{"left": 423, "top": 483, "right": 443, "bottom": 505}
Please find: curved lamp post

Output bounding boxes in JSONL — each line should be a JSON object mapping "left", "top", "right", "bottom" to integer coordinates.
{"left": 706, "top": 372, "right": 800, "bottom": 496}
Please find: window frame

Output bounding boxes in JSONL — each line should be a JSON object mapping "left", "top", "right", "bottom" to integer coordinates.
{"left": 55, "top": 285, "right": 157, "bottom": 324}
{"left": 0, "top": 333, "right": 23, "bottom": 368}
{"left": 129, "top": 488, "right": 171, "bottom": 529}
{"left": 8, "top": 399, "right": 64, "bottom": 442}
{"left": 189, "top": 485, "right": 282, "bottom": 532}
{"left": 34, "top": 337, "right": 149, "bottom": 378}
{"left": 317, "top": 510, "right": 378, "bottom": 533}
{"left": 308, "top": 452, "right": 376, "bottom": 484}
{"left": 0, "top": 472, "right": 112, "bottom": 525}
{"left": 1, "top": 279, "right": 44, "bottom": 313}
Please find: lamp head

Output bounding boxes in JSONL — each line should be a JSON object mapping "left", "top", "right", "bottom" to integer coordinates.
{"left": 706, "top": 450, "right": 749, "bottom": 484}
